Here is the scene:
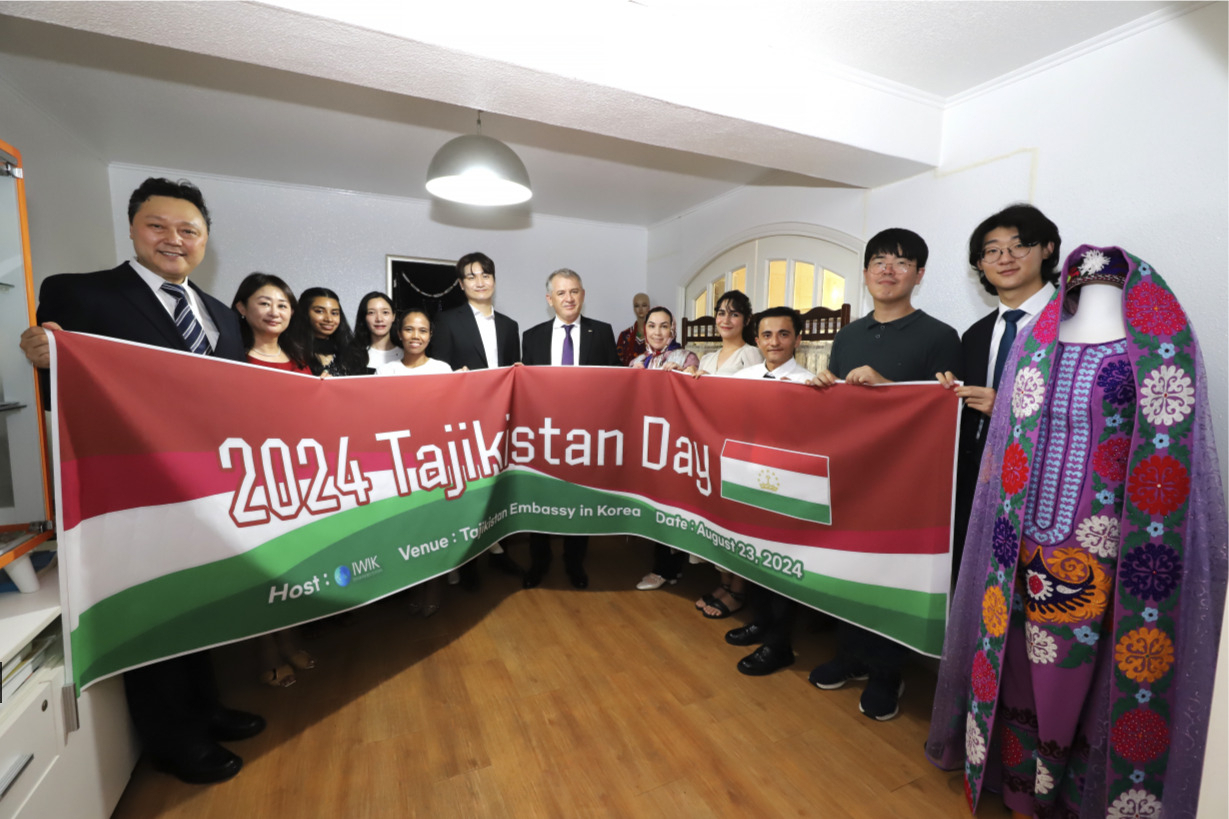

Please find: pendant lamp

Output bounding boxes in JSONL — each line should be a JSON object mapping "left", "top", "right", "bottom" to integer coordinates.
{"left": 425, "top": 112, "right": 532, "bottom": 206}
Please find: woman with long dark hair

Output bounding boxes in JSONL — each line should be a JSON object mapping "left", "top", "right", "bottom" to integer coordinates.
{"left": 294, "top": 286, "right": 361, "bottom": 376}
{"left": 352, "top": 291, "right": 400, "bottom": 373}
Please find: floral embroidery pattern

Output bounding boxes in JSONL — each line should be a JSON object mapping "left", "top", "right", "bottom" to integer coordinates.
{"left": 1002, "top": 443, "right": 1030, "bottom": 496}
{"left": 1020, "top": 546, "right": 1112, "bottom": 624}
{"left": 982, "top": 586, "right": 1008, "bottom": 637}
{"left": 1002, "top": 726, "right": 1026, "bottom": 767}
{"left": 1075, "top": 515, "right": 1119, "bottom": 558}
{"left": 1139, "top": 365, "right": 1194, "bottom": 427}
{"left": 1106, "top": 789, "right": 1162, "bottom": 819}
{"left": 1110, "top": 708, "right": 1170, "bottom": 765}
{"left": 1127, "top": 455, "right": 1190, "bottom": 516}
{"left": 1114, "top": 627, "right": 1175, "bottom": 684}
{"left": 1092, "top": 438, "right": 1130, "bottom": 483}
{"left": 993, "top": 517, "right": 1018, "bottom": 567}
{"left": 1025, "top": 622, "right": 1057, "bottom": 665}
{"left": 1032, "top": 300, "right": 1060, "bottom": 344}
{"left": 1121, "top": 543, "right": 1182, "bottom": 601}
{"left": 1012, "top": 367, "right": 1046, "bottom": 418}
{"left": 966, "top": 714, "right": 986, "bottom": 765}
{"left": 1096, "top": 359, "right": 1136, "bottom": 406}
{"left": 971, "top": 651, "right": 997, "bottom": 701}
{"left": 1034, "top": 758, "right": 1055, "bottom": 795}
{"left": 1126, "top": 281, "right": 1186, "bottom": 336}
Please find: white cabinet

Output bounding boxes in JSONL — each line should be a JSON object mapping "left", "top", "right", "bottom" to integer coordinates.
{"left": 0, "top": 564, "right": 139, "bottom": 819}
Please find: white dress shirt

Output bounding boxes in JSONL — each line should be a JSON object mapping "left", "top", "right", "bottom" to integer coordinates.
{"left": 985, "top": 283, "right": 1056, "bottom": 386}
{"left": 130, "top": 258, "right": 220, "bottom": 350}
{"left": 550, "top": 317, "right": 583, "bottom": 366}
{"left": 472, "top": 304, "right": 500, "bottom": 369}
{"left": 735, "top": 357, "right": 816, "bottom": 383}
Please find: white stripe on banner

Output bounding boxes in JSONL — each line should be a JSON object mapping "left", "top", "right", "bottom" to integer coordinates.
{"left": 61, "top": 469, "right": 402, "bottom": 629}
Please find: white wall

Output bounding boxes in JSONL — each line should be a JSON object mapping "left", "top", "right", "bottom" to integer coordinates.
{"left": 648, "top": 6, "right": 1228, "bottom": 813}
{"left": 106, "top": 165, "right": 648, "bottom": 335}
{"left": 0, "top": 76, "right": 114, "bottom": 282}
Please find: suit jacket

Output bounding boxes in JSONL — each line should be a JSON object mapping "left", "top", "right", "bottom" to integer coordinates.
{"left": 521, "top": 315, "right": 620, "bottom": 367}
{"left": 952, "top": 309, "right": 997, "bottom": 568}
{"left": 37, "top": 261, "right": 245, "bottom": 361}
{"left": 430, "top": 304, "right": 520, "bottom": 370}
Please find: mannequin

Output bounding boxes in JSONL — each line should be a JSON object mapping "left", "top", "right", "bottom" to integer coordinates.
{"left": 1058, "top": 282, "right": 1126, "bottom": 344}
{"left": 925, "top": 245, "right": 1227, "bottom": 819}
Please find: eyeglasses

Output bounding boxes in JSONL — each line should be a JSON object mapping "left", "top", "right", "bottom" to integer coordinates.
{"left": 462, "top": 271, "right": 493, "bottom": 282}
{"left": 981, "top": 242, "right": 1038, "bottom": 264}
{"left": 868, "top": 258, "right": 916, "bottom": 274}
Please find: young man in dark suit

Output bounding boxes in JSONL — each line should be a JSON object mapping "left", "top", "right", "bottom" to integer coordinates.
{"left": 430, "top": 251, "right": 523, "bottom": 579}
{"left": 519, "top": 268, "right": 620, "bottom": 589}
{"left": 19, "top": 178, "right": 263, "bottom": 785}
{"left": 937, "top": 204, "right": 1060, "bottom": 573}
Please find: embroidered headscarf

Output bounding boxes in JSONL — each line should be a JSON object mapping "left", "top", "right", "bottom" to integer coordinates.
{"left": 926, "top": 245, "right": 1227, "bottom": 818}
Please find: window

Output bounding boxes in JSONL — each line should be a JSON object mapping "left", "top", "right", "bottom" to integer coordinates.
{"left": 686, "top": 233, "right": 858, "bottom": 321}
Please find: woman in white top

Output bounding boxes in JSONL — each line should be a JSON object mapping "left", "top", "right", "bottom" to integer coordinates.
{"left": 353, "top": 291, "right": 401, "bottom": 372}
{"left": 694, "top": 289, "right": 763, "bottom": 375}
{"left": 376, "top": 309, "right": 452, "bottom": 614}
{"left": 690, "top": 290, "right": 760, "bottom": 617}
{"left": 375, "top": 309, "right": 453, "bottom": 376}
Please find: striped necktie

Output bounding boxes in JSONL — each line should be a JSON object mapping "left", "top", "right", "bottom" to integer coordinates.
{"left": 160, "top": 282, "right": 212, "bottom": 355}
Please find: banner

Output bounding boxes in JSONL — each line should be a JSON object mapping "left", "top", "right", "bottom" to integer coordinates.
{"left": 50, "top": 331, "right": 961, "bottom": 691}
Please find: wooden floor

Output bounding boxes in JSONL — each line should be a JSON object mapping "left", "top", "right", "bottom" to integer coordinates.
{"left": 112, "top": 536, "right": 1005, "bottom": 818}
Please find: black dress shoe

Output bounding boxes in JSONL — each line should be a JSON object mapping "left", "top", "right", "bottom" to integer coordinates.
{"left": 459, "top": 561, "right": 481, "bottom": 592}
{"left": 209, "top": 708, "right": 266, "bottom": 742}
{"left": 566, "top": 567, "right": 589, "bottom": 589}
{"left": 153, "top": 741, "right": 243, "bottom": 784}
{"left": 523, "top": 566, "right": 546, "bottom": 589}
{"left": 737, "top": 644, "right": 796, "bottom": 676}
{"left": 724, "top": 623, "right": 766, "bottom": 646}
{"left": 490, "top": 551, "right": 523, "bottom": 576}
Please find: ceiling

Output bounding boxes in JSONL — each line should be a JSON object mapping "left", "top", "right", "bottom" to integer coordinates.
{"left": 0, "top": 1, "right": 1186, "bottom": 226}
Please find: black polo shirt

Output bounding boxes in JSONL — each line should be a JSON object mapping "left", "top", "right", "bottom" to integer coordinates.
{"left": 828, "top": 309, "right": 962, "bottom": 381}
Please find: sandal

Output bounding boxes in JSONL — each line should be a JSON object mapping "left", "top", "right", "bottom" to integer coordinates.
{"left": 695, "top": 583, "right": 731, "bottom": 611}
{"left": 285, "top": 649, "right": 316, "bottom": 671}
{"left": 702, "top": 588, "right": 746, "bottom": 619}
{"left": 260, "top": 664, "right": 297, "bottom": 688}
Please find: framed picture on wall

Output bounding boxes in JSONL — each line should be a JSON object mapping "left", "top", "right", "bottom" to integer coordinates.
{"left": 385, "top": 255, "right": 466, "bottom": 318}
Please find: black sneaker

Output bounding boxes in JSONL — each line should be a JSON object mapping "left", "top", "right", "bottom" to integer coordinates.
{"left": 808, "top": 656, "right": 870, "bottom": 690}
{"left": 858, "top": 673, "right": 905, "bottom": 721}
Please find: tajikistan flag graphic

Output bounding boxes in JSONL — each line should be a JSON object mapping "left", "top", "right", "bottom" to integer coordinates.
{"left": 719, "top": 440, "right": 831, "bottom": 525}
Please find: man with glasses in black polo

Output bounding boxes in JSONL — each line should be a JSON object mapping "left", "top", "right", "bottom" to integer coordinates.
{"left": 809, "top": 227, "right": 962, "bottom": 721}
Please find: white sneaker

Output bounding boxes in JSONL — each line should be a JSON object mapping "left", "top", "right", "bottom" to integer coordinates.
{"left": 636, "top": 573, "right": 667, "bottom": 590}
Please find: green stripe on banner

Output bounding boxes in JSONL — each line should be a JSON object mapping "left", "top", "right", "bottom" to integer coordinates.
{"left": 70, "top": 471, "right": 944, "bottom": 689}
{"left": 721, "top": 480, "right": 830, "bottom": 524}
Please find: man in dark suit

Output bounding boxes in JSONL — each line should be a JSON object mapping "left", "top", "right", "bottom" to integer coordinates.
{"left": 430, "top": 251, "right": 523, "bottom": 579}
{"left": 520, "top": 267, "right": 620, "bottom": 589}
{"left": 19, "top": 177, "right": 263, "bottom": 785}
{"left": 937, "top": 204, "right": 1060, "bottom": 574}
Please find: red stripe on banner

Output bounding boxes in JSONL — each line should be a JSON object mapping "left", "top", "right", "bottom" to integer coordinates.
{"left": 59, "top": 449, "right": 400, "bottom": 530}
{"left": 720, "top": 440, "right": 829, "bottom": 478}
